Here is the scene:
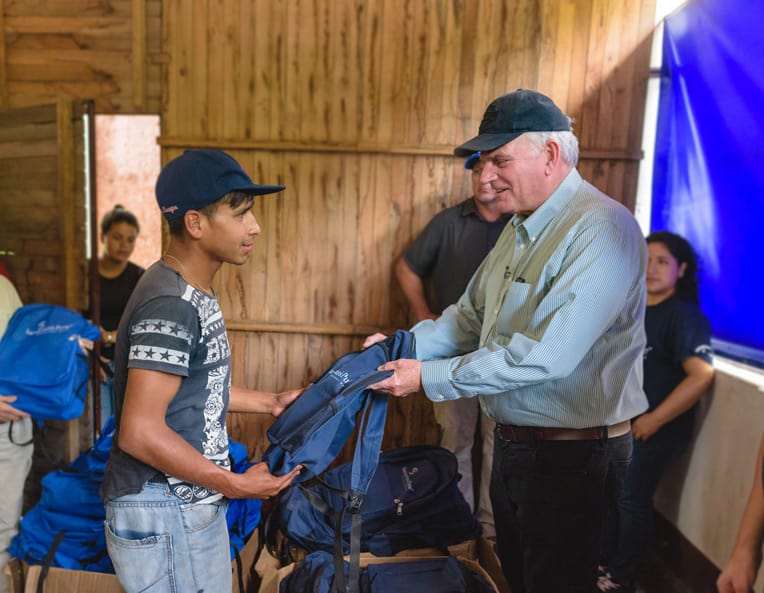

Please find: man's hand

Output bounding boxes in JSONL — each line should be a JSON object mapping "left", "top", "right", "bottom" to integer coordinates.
{"left": 229, "top": 462, "right": 302, "bottom": 499}
{"left": 367, "top": 359, "right": 422, "bottom": 398}
{"left": 362, "top": 333, "right": 387, "bottom": 349}
{"left": 0, "top": 395, "right": 28, "bottom": 423}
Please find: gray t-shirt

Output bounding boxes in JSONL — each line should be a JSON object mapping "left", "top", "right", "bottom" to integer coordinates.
{"left": 403, "top": 197, "right": 510, "bottom": 314}
{"left": 102, "top": 261, "right": 231, "bottom": 504}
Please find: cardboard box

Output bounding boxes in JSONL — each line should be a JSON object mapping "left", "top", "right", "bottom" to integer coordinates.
{"left": 20, "top": 531, "right": 260, "bottom": 593}
{"left": 23, "top": 565, "right": 124, "bottom": 593}
{"left": 476, "top": 538, "right": 511, "bottom": 593}
{"left": 269, "top": 551, "right": 500, "bottom": 593}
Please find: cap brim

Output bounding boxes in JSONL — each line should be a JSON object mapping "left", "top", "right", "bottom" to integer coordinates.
{"left": 241, "top": 184, "right": 286, "bottom": 196}
{"left": 453, "top": 132, "right": 524, "bottom": 157}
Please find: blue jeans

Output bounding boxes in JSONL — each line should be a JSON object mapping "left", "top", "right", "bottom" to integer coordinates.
{"left": 105, "top": 482, "right": 231, "bottom": 593}
{"left": 490, "top": 430, "right": 632, "bottom": 593}
{"left": 599, "top": 433, "right": 686, "bottom": 583}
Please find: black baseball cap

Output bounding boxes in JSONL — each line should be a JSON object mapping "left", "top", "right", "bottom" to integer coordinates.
{"left": 156, "top": 149, "right": 285, "bottom": 220}
{"left": 454, "top": 89, "right": 571, "bottom": 157}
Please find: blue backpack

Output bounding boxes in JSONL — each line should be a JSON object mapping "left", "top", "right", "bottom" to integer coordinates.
{"left": 0, "top": 304, "right": 100, "bottom": 421}
{"left": 10, "top": 421, "right": 260, "bottom": 577}
{"left": 263, "top": 329, "right": 416, "bottom": 489}
{"left": 8, "top": 417, "right": 116, "bottom": 574}
{"left": 267, "top": 445, "right": 481, "bottom": 565}
{"left": 227, "top": 439, "right": 262, "bottom": 559}
{"left": 280, "top": 551, "right": 496, "bottom": 593}
{"left": 262, "top": 330, "right": 416, "bottom": 593}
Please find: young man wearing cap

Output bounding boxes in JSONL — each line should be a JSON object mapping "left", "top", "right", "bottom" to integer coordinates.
{"left": 395, "top": 152, "right": 511, "bottom": 538}
{"left": 364, "top": 89, "right": 648, "bottom": 593}
{"left": 102, "top": 149, "right": 302, "bottom": 593}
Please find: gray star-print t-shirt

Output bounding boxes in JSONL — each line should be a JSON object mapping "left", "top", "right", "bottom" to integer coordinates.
{"left": 102, "top": 261, "right": 231, "bottom": 504}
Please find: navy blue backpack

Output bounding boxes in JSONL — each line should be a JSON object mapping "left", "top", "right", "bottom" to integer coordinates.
{"left": 267, "top": 446, "right": 481, "bottom": 563}
{"left": 262, "top": 330, "right": 416, "bottom": 593}
{"left": 280, "top": 551, "right": 496, "bottom": 593}
{"left": 263, "top": 330, "right": 416, "bottom": 487}
{"left": 0, "top": 304, "right": 100, "bottom": 421}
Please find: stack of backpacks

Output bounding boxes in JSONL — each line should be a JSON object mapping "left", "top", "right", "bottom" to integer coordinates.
{"left": 9, "top": 328, "right": 498, "bottom": 592}
{"left": 261, "top": 330, "right": 497, "bottom": 593}
{"left": 9, "top": 417, "right": 116, "bottom": 572}
{"left": 265, "top": 446, "right": 493, "bottom": 593}
{"left": 9, "top": 419, "right": 261, "bottom": 574}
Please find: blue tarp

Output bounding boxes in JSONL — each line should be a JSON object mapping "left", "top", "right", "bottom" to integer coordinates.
{"left": 652, "top": 0, "right": 764, "bottom": 363}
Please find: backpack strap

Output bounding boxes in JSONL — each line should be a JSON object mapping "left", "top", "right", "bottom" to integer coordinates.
{"left": 232, "top": 548, "right": 245, "bottom": 593}
{"left": 36, "top": 530, "right": 66, "bottom": 593}
{"left": 332, "top": 389, "right": 387, "bottom": 593}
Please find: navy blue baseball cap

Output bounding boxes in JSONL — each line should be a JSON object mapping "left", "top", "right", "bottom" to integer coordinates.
{"left": 156, "top": 149, "right": 285, "bottom": 220}
{"left": 454, "top": 89, "right": 571, "bottom": 157}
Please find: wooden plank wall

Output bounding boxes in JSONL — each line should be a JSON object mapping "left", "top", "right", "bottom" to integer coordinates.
{"left": 0, "top": 0, "right": 163, "bottom": 113}
{"left": 0, "top": 101, "right": 87, "bottom": 310}
{"left": 0, "top": 0, "right": 657, "bottom": 459}
{"left": 158, "top": 0, "right": 657, "bottom": 457}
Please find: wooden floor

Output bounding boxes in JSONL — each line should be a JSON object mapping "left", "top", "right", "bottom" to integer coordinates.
{"left": 638, "top": 511, "right": 721, "bottom": 593}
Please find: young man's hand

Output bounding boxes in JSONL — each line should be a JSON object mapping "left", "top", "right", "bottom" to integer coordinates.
{"left": 272, "top": 388, "right": 305, "bottom": 417}
{"left": 230, "top": 462, "right": 302, "bottom": 499}
{"left": 362, "top": 333, "right": 387, "bottom": 348}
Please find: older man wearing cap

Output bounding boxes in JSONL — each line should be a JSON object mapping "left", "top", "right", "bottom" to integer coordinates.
{"left": 395, "top": 152, "right": 512, "bottom": 538}
{"left": 364, "top": 90, "right": 648, "bottom": 593}
{"left": 102, "top": 149, "right": 303, "bottom": 593}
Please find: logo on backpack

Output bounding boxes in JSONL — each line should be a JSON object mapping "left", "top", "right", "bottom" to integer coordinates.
{"left": 328, "top": 368, "right": 351, "bottom": 387}
{"left": 26, "top": 321, "right": 76, "bottom": 336}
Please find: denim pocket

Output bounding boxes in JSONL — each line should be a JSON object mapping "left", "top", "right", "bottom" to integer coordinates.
{"left": 180, "top": 500, "right": 225, "bottom": 533}
{"left": 105, "top": 521, "right": 174, "bottom": 592}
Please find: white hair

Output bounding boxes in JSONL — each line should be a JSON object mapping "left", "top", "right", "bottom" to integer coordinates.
{"left": 524, "top": 127, "right": 579, "bottom": 167}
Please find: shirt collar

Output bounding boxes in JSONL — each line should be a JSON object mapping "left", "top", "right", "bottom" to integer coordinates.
{"left": 462, "top": 197, "right": 512, "bottom": 223}
{"left": 511, "top": 168, "right": 582, "bottom": 241}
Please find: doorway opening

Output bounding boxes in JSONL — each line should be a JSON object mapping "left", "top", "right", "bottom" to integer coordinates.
{"left": 94, "top": 115, "right": 162, "bottom": 268}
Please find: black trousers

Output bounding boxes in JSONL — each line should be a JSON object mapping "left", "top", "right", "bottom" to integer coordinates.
{"left": 490, "top": 431, "right": 633, "bottom": 593}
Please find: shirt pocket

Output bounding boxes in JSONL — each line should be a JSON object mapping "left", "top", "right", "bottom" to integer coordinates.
{"left": 495, "top": 281, "right": 534, "bottom": 336}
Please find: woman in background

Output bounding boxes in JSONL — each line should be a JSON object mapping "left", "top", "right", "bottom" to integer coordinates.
{"left": 97, "top": 205, "right": 143, "bottom": 428}
{"left": 598, "top": 231, "right": 716, "bottom": 593}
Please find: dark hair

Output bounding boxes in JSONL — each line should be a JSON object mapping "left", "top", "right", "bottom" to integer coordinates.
{"left": 167, "top": 191, "right": 255, "bottom": 237}
{"left": 101, "top": 204, "right": 140, "bottom": 235}
{"left": 646, "top": 231, "right": 701, "bottom": 303}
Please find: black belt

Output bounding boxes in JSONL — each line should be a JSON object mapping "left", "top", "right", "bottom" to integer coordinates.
{"left": 496, "top": 420, "right": 631, "bottom": 443}
{"left": 148, "top": 472, "right": 167, "bottom": 484}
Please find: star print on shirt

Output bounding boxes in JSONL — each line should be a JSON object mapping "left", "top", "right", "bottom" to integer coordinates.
{"left": 131, "top": 318, "right": 193, "bottom": 346}
{"left": 128, "top": 345, "right": 190, "bottom": 370}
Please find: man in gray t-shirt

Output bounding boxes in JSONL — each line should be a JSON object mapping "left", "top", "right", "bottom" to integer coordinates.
{"left": 102, "top": 263, "right": 236, "bottom": 504}
{"left": 395, "top": 154, "right": 512, "bottom": 537}
{"left": 102, "top": 150, "right": 303, "bottom": 593}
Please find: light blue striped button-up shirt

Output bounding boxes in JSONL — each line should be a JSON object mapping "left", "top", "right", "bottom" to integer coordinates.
{"left": 413, "top": 168, "right": 649, "bottom": 428}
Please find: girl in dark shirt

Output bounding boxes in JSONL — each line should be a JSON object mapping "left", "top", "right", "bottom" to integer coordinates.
{"left": 97, "top": 205, "right": 144, "bottom": 428}
{"left": 599, "top": 231, "right": 715, "bottom": 593}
